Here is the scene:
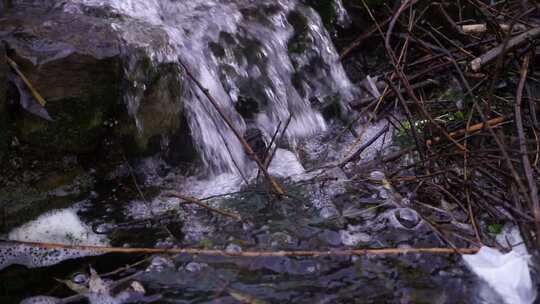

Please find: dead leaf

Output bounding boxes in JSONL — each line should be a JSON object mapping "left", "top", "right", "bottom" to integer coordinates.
{"left": 89, "top": 267, "right": 110, "bottom": 295}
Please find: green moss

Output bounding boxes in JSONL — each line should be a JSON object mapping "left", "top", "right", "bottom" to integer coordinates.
{"left": 198, "top": 238, "right": 214, "bottom": 249}
{"left": 287, "top": 10, "right": 310, "bottom": 55}
{"left": 488, "top": 223, "right": 503, "bottom": 235}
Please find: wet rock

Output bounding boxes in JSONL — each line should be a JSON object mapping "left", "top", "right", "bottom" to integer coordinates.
{"left": 319, "top": 205, "right": 340, "bottom": 219}
{"left": 0, "top": 1, "right": 200, "bottom": 232}
{"left": 395, "top": 208, "right": 421, "bottom": 229}
{"left": 1, "top": 2, "right": 121, "bottom": 153}
{"left": 369, "top": 170, "right": 385, "bottom": 180}
{"left": 318, "top": 229, "right": 342, "bottom": 246}
{"left": 244, "top": 127, "right": 267, "bottom": 161}
{"left": 0, "top": 2, "right": 193, "bottom": 158}
{"left": 235, "top": 95, "right": 260, "bottom": 120}
{"left": 116, "top": 51, "right": 188, "bottom": 157}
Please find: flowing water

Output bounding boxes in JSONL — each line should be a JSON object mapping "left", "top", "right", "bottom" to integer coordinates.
{"left": 0, "top": 1, "right": 506, "bottom": 303}
{"left": 72, "top": 0, "right": 356, "bottom": 178}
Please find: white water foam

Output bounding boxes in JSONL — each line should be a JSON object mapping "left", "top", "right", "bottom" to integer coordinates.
{"left": 8, "top": 209, "right": 109, "bottom": 246}
{"left": 1, "top": 208, "right": 109, "bottom": 270}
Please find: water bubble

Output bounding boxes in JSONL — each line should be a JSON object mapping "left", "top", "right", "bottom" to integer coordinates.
{"left": 184, "top": 262, "right": 207, "bottom": 273}
{"left": 72, "top": 272, "right": 89, "bottom": 284}
{"left": 225, "top": 243, "right": 242, "bottom": 254}
{"left": 395, "top": 208, "right": 420, "bottom": 229}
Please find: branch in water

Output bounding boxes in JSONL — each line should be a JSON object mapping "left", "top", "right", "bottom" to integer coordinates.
{"left": 178, "top": 59, "right": 286, "bottom": 196}
{"left": 3, "top": 240, "right": 479, "bottom": 256}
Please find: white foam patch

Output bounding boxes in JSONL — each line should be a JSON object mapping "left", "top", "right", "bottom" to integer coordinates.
{"left": 1, "top": 209, "right": 109, "bottom": 270}
{"left": 268, "top": 148, "right": 305, "bottom": 178}
{"left": 463, "top": 246, "right": 536, "bottom": 304}
{"left": 8, "top": 209, "right": 109, "bottom": 246}
{"left": 182, "top": 172, "right": 244, "bottom": 199}
{"left": 173, "top": 148, "right": 303, "bottom": 201}
{"left": 0, "top": 241, "right": 104, "bottom": 270}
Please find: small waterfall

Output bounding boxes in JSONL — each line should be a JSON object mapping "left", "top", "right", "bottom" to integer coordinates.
{"left": 69, "top": 0, "right": 357, "bottom": 176}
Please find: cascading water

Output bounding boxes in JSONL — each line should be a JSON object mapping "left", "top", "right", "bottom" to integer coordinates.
{"left": 69, "top": 0, "right": 356, "bottom": 178}
{"left": 4, "top": 4, "right": 508, "bottom": 302}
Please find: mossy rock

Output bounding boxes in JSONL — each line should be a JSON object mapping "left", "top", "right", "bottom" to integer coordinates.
{"left": 1, "top": 3, "right": 122, "bottom": 154}
{"left": 1, "top": 2, "right": 192, "bottom": 158}
{"left": 11, "top": 54, "right": 121, "bottom": 153}
{"left": 115, "top": 57, "right": 185, "bottom": 156}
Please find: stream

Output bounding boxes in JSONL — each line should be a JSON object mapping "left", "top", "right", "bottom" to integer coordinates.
{"left": 0, "top": 0, "right": 512, "bottom": 303}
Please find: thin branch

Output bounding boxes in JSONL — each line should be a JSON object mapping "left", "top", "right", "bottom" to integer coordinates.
{"left": 2, "top": 240, "right": 480, "bottom": 256}
{"left": 178, "top": 59, "right": 285, "bottom": 196}
{"left": 165, "top": 191, "right": 243, "bottom": 221}
{"left": 6, "top": 56, "right": 47, "bottom": 106}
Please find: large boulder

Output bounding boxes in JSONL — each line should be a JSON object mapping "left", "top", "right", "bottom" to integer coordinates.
{"left": 0, "top": 1, "right": 190, "bottom": 156}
